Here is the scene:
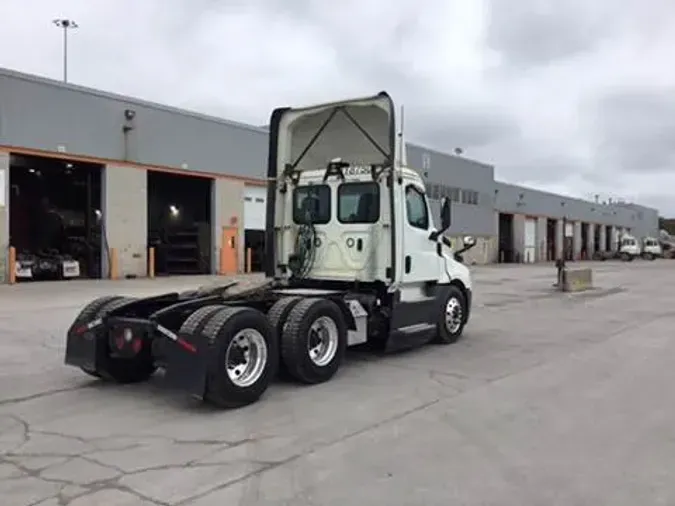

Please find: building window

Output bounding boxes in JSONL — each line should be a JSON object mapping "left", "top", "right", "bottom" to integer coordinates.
{"left": 425, "top": 182, "right": 440, "bottom": 200}
{"left": 423, "top": 184, "right": 478, "bottom": 204}
{"left": 459, "top": 189, "right": 479, "bottom": 205}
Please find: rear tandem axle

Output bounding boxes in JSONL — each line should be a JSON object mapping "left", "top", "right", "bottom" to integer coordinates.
{"left": 64, "top": 280, "right": 470, "bottom": 409}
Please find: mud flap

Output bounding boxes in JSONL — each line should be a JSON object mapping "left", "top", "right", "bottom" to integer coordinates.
{"left": 162, "top": 331, "right": 213, "bottom": 400}
{"left": 65, "top": 327, "right": 104, "bottom": 371}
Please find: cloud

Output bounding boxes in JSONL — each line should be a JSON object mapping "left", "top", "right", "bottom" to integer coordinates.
{"left": 2, "top": 0, "right": 675, "bottom": 214}
{"left": 485, "top": 0, "right": 612, "bottom": 68}
{"left": 588, "top": 87, "right": 675, "bottom": 175}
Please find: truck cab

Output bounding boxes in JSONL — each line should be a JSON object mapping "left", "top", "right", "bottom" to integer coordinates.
{"left": 619, "top": 234, "right": 641, "bottom": 261}
{"left": 265, "top": 93, "right": 472, "bottom": 286}
{"left": 641, "top": 237, "right": 662, "bottom": 260}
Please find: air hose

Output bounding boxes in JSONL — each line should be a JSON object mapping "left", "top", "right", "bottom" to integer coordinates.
{"left": 289, "top": 209, "right": 317, "bottom": 279}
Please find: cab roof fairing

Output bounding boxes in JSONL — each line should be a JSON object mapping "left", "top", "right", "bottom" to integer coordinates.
{"left": 269, "top": 92, "right": 400, "bottom": 185}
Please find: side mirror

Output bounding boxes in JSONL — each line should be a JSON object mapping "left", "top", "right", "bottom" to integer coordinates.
{"left": 439, "top": 197, "right": 451, "bottom": 233}
{"left": 455, "top": 235, "right": 477, "bottom": 257}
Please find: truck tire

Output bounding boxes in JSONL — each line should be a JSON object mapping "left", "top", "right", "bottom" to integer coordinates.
{"left": 267, "top": 296, "right": 303, "bottom": 378}
{"left": 432, "top": 285, "right": 467, "bottom": 345}
{"left": 268, "top": 296, "right": 303, "bottom": 338}
{"left": 69, "top": 295, "right": 127, "bottom": 378}
{"left": 201, "top": 306, "right": 278, "bottom": 409}
{"left": 179, "top": 305, "right": 226, "bottom": 335}
{"left": 281, "top": 297, "right": 347, "bottom": 385}
{"left": 643, "top": 252, "right": 655, "bottom": 261}
{"left": 91, "top": 296, "right": 158, "bottom": 384}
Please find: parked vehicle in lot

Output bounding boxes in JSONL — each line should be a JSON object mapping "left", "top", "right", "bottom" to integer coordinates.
{"left": 64, "top": 92, "right": 477, "bottom": 409}
{"left": 641, "top": 237, "right": 662, "bottom": 260}
{"left": 619, "top": 234, "right": 641, "bottom": 261}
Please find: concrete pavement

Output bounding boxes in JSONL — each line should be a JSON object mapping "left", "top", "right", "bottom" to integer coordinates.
{"left": 1, "top": 261, "right": 674, "bottom": 505}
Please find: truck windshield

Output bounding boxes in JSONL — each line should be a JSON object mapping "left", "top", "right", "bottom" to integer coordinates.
{"left": 293, "top": 185, "right": 331, "bottom": 225}
{"left": 338, "top": 182, "right": 380, "bottom": 224}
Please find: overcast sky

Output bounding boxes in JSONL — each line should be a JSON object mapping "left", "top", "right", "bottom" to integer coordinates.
{"left": 2, "top": 0, "right": 675, "bottom": 215}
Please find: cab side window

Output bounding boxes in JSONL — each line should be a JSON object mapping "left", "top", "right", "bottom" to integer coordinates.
{"left": 405, "top": 185, "right": 429, "bottom": 230}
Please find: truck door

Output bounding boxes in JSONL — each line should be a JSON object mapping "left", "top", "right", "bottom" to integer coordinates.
{"left": 401, "top": 182, "right": 442, "bottom": 284}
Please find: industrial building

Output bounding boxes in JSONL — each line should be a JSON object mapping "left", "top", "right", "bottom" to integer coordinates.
{"left": 0, "top": 67, "right": 660, "bottom": 283}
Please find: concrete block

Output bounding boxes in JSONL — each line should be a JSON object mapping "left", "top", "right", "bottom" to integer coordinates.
{"left": 562, "top": 268, "right": 593, "bottom": 292}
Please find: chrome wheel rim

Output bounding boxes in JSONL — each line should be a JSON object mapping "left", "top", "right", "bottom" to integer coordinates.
{"left": 225, "top": 329, "right": 268, "bottom": 387}
{"left": 308, "top": 316, "right": 339, "bottom": 367}
{"left": 444, "top": 297, "right": 463, "bottom": 334}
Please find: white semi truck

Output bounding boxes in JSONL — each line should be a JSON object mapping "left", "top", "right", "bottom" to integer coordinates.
{"left": 64, "top": 92, "right": 477, "bottom": 408}
{"left": 618, "top": 233, "right": 662, "bottom": 261}
{"left": 641, "top": 237, "right": 663, "bottom": 260}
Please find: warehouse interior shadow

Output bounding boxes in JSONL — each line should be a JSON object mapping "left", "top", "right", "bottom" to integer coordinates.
{"left": 9, "top": 154, "right": 103, "bottom": 281}
{"left": 147, "top": 170, "right": 213, "bottom": 276}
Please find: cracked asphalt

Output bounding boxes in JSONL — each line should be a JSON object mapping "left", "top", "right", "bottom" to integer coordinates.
{"left": 1, "top": 261, "right": 675, "bottom": 505}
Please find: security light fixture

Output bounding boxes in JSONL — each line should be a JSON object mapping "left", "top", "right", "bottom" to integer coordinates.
{"left": 53, "top": 19, "right": 78, "bottom": 83}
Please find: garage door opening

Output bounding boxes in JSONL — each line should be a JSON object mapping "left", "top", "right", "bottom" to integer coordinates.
{"left": 605, "top": 225, "right": 612, "bottom": 251}
{"left": 243, "top": 185, "right": 266, "bottom": 272}
{"left": 580, "top": 222, "right": 589, "bottom": 259}
{"left": 9, "top": 154, "right": 103, "bottom": 281}
{"left": 147, "top": 171, "right": 213, "bottom": 275}
{"left": 546, "top": 218, "right": 557, "bottom": 261}
{"left": 498, "top": 213, "right": 515, "bottom": 263}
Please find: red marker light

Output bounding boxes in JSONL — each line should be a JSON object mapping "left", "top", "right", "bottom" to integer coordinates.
{"left": 177, "top": 338, "right": 197, "bottom": 354}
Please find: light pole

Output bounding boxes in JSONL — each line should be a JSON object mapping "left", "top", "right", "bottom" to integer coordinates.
{"left": 53, "top": 19, "right": 78, "bottom": 83}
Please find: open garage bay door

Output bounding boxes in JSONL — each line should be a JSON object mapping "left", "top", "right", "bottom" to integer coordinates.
{"left": 244, "top": 186, "right": 266, "bottom": 230}
{"left": 244, "top": 185, "right": 266, "bottom": 272}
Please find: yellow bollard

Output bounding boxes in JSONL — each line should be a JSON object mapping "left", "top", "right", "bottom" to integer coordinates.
{"left": 8, "top": 246, "right": 16, "bottom": 285}
{"left": 148, "top": 247, "right": 155, "bottom": 279}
